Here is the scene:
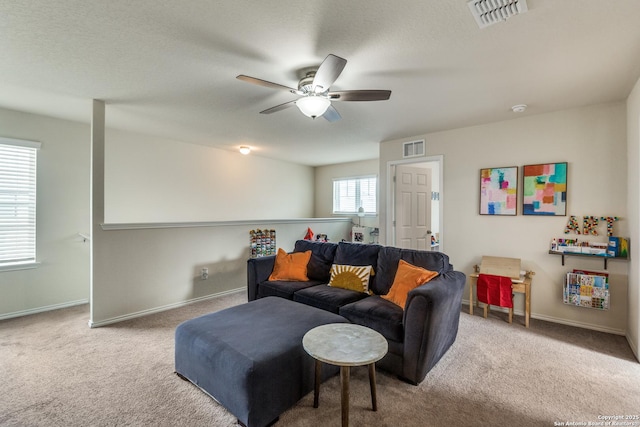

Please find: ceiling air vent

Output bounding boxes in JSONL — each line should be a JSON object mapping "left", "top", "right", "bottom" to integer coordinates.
{"left": 403, "top": 140, "right": 425, "bottom": 158}
{"left": 468, "top": 0, "right": 528, "bottom": 29}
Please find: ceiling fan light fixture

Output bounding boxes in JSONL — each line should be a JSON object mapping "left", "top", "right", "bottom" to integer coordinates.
{"left": 238, "top": 54, "right": 391, "bottom": 122}
{"left": 296, "top": 96, "right": 331, "bottom": 119}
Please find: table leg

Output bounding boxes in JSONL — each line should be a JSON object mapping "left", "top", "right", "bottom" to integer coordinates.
{"left": 368, "top": 363, "right": 378, "bottom": 411}
{"left": 525, "top": 283, "right": 531, "bottom": 328}
{"left": 469, "top": 278, "right": 474, "bottom": 315}
{"left": 341, "top": 366, "right": 350, "bottom": 427}
{"left": 313, "top": 360, "right": 321, "bottom": 408}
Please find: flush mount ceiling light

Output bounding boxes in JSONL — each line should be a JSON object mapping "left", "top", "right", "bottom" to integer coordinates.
{"left": 468, "top": 0, "right": 529, "bottom": 29}
{"left": 511, "top": 104, "right": 527, "bottom": 113}
{"left": 296, "top": 95, "right": 331, "bottom": 119}
{"left": 239, "top": 146, "right": 251, "bottom": 155}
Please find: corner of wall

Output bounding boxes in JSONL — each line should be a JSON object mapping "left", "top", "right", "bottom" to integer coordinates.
{"left": 626, "top": 75, "right": 640, "bottom": 359}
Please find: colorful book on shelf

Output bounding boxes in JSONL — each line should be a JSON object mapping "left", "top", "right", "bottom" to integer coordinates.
{"left": 563, "top": 271, "right": 610, "bottom": 310}
{"left": 607, "top": 237, "right": 619, "bottom": 257}
{"left": 572, "top": 269, "right": 609, "bottom": 278}
{"left": 607, "top": 237, "right": 629, "bottom": 258}
{"left": 619, "top": 237, "right": 629, "bottom": 258}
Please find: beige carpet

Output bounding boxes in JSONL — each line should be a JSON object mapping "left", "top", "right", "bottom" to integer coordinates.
{"left": 1, "top": 291, "right": 639, "bottom": 427}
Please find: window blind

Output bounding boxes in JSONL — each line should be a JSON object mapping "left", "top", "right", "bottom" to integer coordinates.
{"left": 0, "top": 138, "right": 40, "bottom": 267}
{"left": 332, "top": 176, "right": 377, "bottom": 214}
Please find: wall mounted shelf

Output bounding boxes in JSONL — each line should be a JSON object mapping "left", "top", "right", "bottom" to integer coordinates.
{"left": 548, "top": 250, "right": 628, "bottom": 269}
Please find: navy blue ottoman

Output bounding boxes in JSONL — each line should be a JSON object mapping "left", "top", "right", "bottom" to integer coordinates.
{"left": 175, "top": 296, "right": 349, "bottom": 427}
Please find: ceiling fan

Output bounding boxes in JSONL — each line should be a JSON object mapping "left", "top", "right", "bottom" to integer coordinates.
{"left": 237, "top": 54, "right": 391, "bottom": 122}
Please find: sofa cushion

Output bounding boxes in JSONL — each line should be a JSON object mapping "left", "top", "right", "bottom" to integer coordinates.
{"left": 381, "top": 260, "right": 439, "bottom": 308}
{"left": 268, "top": 248, "right": 312, "bottom": 281}
{"left": 257, "top": 280, "right": 324, "bottom": 300}
{"left": 334, "top": 241, "right": 381, "bottom": 290}
{"left": 293, "top": 285, "right": 369, "bottom": 314}
{"left": 339, "top": 296, "right": 404, "bottom": 343}
{"left": 328, "top": 264, "right": 373, "bottom": 294}
{"left": 374, "top": 247, "right": 450, "bottom": 295}
{"left": 294, "top": 240, "right": 338, "bottom": 283}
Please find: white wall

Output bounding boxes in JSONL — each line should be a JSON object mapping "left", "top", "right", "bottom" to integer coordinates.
{"left": 380, "top": 102, "right": 629, "bottom": 334}
{"left": 91, "top": 123, "right": 349, "bottom": 326}
{"left": 90, "top": 220, "right": 350, "bottom": 326}
{"left": 3, "top": 98, "right": 635, "bottom": 336}
{"left": 0, "top": 105, "right": 348, "bottom": 324}
{"left": 627, "top": 76, "right": 640, "bottom": 358}
{"left": 314, "top": 159, "right": 379, "bottom": 228}
{"left": 0, "top": 107, "right": 90, "bottom": 319}
{"left": 105, "top": 129, "right": 315, "bottom": 223}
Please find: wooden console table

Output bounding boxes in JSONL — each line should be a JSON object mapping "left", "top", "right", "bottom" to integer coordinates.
{"left": 468, "top": 256, "right": 534, "bottom": 328}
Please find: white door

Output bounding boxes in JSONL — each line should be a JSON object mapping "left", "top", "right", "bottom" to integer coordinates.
{"left": 394, "top": 165, "right": 432, "bottom": 250}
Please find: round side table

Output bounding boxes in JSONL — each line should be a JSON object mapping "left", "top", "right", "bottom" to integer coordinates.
{"left": 303, "top": 323, "right": 388, "bottom": 427}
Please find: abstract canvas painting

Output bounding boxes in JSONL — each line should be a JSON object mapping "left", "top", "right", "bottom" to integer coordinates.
{"left": 479, "top": 166, "right": 518, "bottom": 215}
{"left": 522, "top": 162, "right": 567, "bottom": 216}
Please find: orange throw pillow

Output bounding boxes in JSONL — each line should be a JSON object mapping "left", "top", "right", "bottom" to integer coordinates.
{"left": 382, "top": 259, "right": 438, "bottom": 308}
{"left": 268, "top": 248, "right": 312, "bottom": 281}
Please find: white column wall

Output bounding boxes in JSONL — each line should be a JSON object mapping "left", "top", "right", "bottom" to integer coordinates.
{"left": 626, "top": 76, "right": 640, "bottom": 359}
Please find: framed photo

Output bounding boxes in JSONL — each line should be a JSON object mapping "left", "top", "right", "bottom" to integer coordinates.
{"left": 479, "top": 166, "right": 518, "bottom": 215}
{"left": 522, "top": 162, "right": 567, "bottom": 216}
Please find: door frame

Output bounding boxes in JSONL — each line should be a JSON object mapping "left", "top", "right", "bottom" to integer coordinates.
{"left": 386, "top": 155, "right": 444, "bottom": 251}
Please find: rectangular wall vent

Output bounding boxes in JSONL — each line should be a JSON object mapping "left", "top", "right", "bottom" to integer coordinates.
{"left": 403, "top": 140, "right": 425, "bottom": 158}
{"left": 468, "top": 0, "right": 528, "bottom": 29}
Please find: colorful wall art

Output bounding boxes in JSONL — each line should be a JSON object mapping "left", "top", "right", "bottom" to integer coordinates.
{"left": 479, "top": 166, "right": 518, "bottom": 215}
{"left": 522, "top": 162, "right": 567, "bottom": 216}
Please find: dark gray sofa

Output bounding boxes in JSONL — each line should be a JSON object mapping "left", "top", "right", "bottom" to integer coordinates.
{"left": 247, "top": 240, "right": 466, "bottom": 385}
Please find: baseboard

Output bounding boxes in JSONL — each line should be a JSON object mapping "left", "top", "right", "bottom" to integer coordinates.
{"left": 462, "top": 299, "right": 626, "bottom": 336}
{"left": 88, "top": 288, "right": 245, "bottom": 328}
{"left": 0, "top": 299, "right": 89, "bottom": 321}
{"left": 626, "top": 333, "right": 639, "bottom": 362}
{"left": 530, "top": 312, "right": 625, "bottom": 336}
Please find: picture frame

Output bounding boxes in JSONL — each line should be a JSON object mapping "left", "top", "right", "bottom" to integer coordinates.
{"left": 479, "top": 166, "right": 518, "bottom": 216}
{"left": 522, "top": 162, "right": 568, "bottom": 216}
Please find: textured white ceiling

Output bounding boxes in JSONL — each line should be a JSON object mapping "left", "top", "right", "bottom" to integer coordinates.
{"left": 1, "top": 0, "right": 639, "bottom": 166}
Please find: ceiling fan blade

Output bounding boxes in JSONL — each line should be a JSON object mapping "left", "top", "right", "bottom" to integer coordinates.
{"left": 237, "top": 75, "right": 297, "bottom": 92}
{"left": 328, "top": 90, "right": 392, "bottom": 101}
{"left": 323, "top": 104, "right": 341, "bottom": 122}
{"left": 312, "top": 54, "right": 347, "bottom": 93}
{"left": 259, "top": 100, "right": 297, "bottom": 114}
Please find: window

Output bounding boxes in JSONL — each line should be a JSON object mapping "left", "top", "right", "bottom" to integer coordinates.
{"left": 0, "top": 137, "right": 40, "bottom": 269}
{"left": 332, "top": 176, "right": 377, "bottom": 215}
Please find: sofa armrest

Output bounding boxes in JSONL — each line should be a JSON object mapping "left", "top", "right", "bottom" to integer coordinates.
{"left": 246, "top": 256, "right": 275, "bottom": 301}
{"left": 401, "top": 270, "right": 466, "bottom": 384}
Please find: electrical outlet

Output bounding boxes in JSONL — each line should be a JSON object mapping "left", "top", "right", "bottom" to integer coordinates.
{"left": 201, "top": 268, "right": 209, "bottom": 280}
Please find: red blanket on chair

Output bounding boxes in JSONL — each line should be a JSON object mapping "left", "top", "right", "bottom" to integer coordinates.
{"left": 477, "top": 274, "right": 513, "bottom": 308}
